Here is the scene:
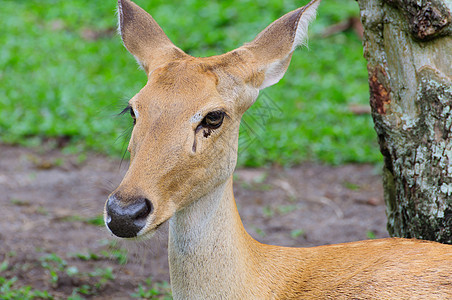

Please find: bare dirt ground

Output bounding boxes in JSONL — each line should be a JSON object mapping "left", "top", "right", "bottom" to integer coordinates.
{"left": 0, "top": 144, "right": 388, "bottom": 299}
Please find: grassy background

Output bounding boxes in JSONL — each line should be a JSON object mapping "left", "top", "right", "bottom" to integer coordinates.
{"left": 0, "top": 0, "right": 381, "bottom": 166}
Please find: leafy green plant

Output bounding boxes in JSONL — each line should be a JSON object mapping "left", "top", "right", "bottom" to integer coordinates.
{"left": 0, "top": 260, "right": 9, "bottom": 272}
{"left": 10, "top": 199, "right": 30, "bottom": 207}
{"left": 253, "top": 226, "right": 267, "bottom": 238}
{"left": 87, "top": 267, "right": 115, "bottom": 290}
{"left": 277, "top": 204, "right": 298, "bottom": 215}
{"left": 100, "top": 240, "right": 128, "bottom": 265}
{"left": 290, "top": 229, "right": 305, "bottom": 239}
{"left": 84, "top": 215, "right": 105, "bottom": 226}
{"left": 38, "top": 252, "right": 118, "bottom": 296}
{"left": 72, "top": 241, "right": 127, "bottom": 265}
{"left": 0, "top": 276, "right": 53, "bottom": 300}
{"left": 72, "top": 252, "right": 101, "bottom": 262}
{"left": 39, "top": 253, "right": 68, "bottom": 286}
{"left": 366, "top": 230, "right": 377, "bottom": 239}
{"left": 343, "top": 181, "right": 361, "bottom": 191}
{"left": 55, "top": 214, "right": 105, "bottom": 226}
{"left": 67, "top": 292, "right": 86, "bottom": 300}
{"left": 262, "top": 205, "right": 274, "bottom": 218}
{"left": 131, "top": 278, "right": 172, "bottom": 300}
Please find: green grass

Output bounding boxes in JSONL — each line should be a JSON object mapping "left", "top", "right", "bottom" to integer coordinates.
{"left": 131, "top": 278, "right": 172, "bottom": 299}
{"left": 1, "top": 248, "right": 169, "bottom": 299}
{"left": 0, "top": 276, "right": 53, "bottom": 300}
{"left": 0, "top": 0, "right": 381, "bottom": 166}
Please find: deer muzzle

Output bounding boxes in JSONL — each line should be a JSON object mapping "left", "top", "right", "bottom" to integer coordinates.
{"left": 105, "top": 194, "right": 153, "bottom": 238}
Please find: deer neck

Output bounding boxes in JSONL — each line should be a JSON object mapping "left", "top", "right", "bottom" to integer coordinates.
{"left": 168, "top": 175, "right": 257, "bottom": 299}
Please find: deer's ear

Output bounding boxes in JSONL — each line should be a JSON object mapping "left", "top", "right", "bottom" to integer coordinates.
{"left": 237, "top": 0, "right": 320, "bottom": 90}
{"left": 118, "top": 0, "right": 187, "bottom": 74}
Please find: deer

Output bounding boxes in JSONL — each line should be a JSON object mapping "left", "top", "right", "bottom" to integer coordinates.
{"left": 104, "top": 0, "right": 452, "bottom": 298}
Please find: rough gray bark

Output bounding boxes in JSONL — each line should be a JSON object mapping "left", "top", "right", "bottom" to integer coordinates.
{"left": 357, "top": 0, "right": 452, "bottom": 243}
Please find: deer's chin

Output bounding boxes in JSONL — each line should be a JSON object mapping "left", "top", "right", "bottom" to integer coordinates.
{"left": 135, "top": 220, "right": 167, "bottom": 240}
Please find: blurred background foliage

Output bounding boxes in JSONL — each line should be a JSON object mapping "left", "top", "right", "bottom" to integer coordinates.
{"left": 0, "top": 0, "right": 381, "bottom": 166}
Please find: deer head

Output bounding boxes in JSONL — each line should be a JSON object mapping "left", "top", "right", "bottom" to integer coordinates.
{"left": 104, "top": 0, "right": 319, "bottom": 238}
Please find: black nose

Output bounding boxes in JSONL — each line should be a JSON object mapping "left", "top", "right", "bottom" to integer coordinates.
{"left": 105, "top": 194, "right": 153, "bottom": 238}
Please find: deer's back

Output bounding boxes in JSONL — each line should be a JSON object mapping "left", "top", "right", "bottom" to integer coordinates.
{"left": 257, "top": 238, "right": 452, "bottom": 299}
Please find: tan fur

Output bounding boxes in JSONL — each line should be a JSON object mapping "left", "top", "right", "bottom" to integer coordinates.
{"left": 106, "top": 1, "right": 452, "bottom": 299}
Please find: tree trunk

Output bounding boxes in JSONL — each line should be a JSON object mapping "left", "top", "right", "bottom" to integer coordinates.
{"left": 357, "top": 0, "right": 452, "bottom": 243}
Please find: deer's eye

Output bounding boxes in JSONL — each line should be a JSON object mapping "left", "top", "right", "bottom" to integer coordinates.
{"left": 120, "top": 105, "right": 136, "bottom": 125}
{"left": 201, "top": 111, "right": 225, "bottom": 129}
{"left": 130, "top": 108, "right": 136, "bottom": 124}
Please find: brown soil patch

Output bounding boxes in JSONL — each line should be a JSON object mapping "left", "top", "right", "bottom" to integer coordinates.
{"left": 0, "top": 144, "right": 387, "bottom": 298}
